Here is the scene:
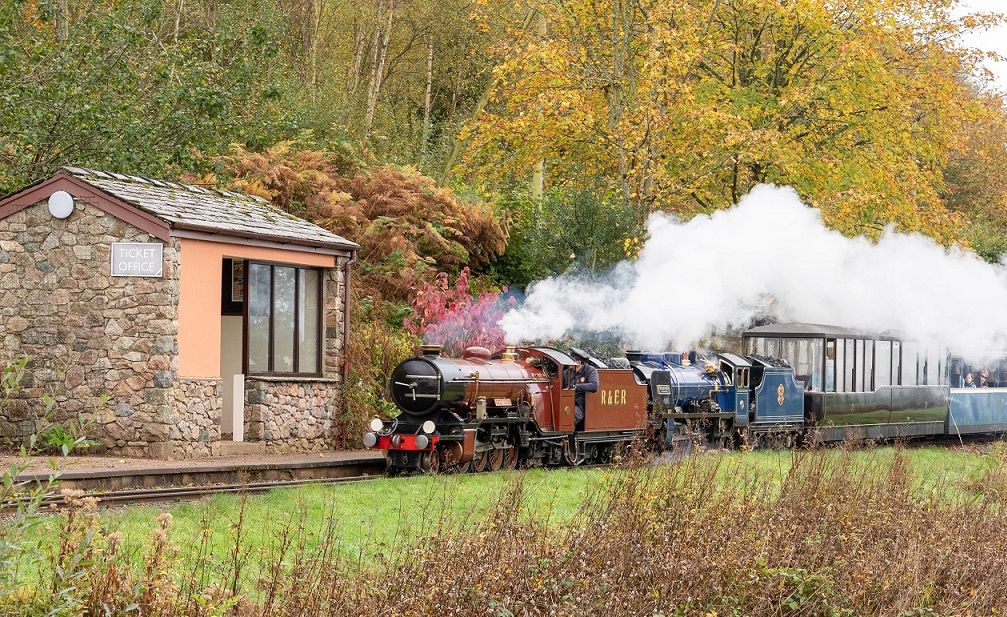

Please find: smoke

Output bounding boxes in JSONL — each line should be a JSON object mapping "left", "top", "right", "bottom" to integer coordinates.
{"left": 501, "top": 184, "right": 1007, "bottom": 353}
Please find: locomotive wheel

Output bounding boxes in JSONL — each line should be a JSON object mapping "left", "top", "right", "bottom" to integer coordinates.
{"left": 563, "top": 437, "right": 585, "bottom": 466}
{"left": 470, "top": 448, "right": 490, "bottom": 473}
{"left": 441, "top": 442, "right": 466, "bottom": 473}
{"left": 502, "top": 446, "right": 519, "bottom": 470}
{"left": 421, "top": 448, "right": 441, "bottom": 474}
{"left": 488, "top": 447, "right": 504, "bottom": 472}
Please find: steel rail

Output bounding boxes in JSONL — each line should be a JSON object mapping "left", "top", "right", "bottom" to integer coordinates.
{"left": 8, "top": 474, "right": 381, "bottom": 512}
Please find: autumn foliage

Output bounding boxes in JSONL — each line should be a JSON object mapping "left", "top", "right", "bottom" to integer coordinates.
{"left": 218, "top": 140, "right": 507, "bottom": 304}
{"left": 464, "top": 0, "right": 1007, "bottom": 245}
{"left": 405, "top": 267, "right": 513, "bottom": 354}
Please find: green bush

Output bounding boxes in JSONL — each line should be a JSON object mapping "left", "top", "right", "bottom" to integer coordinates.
{"left": 492, "top": 187, "right": 647, "bottom": 288}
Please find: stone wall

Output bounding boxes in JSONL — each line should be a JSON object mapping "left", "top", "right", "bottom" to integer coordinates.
{"left": 244, "top": 378, "right": 340, "bottom": 452}
{"left": 0, "top": 200, "right": 181, "bottom": 456}
{"left": 323, "top": 263, "right": 347, "bottom": 376}
{"left": 163, "top": 378, "right": 223, "bottom": 458}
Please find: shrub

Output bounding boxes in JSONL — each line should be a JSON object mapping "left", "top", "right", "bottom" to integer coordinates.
{"left": 338, "top": 304, "right": 420, "bottom": 442}
{"left": 213, "top": 140, "right": 507, "bottom": 305}
{"left": 404, "top": 267, "right": 513, "bottom": 354}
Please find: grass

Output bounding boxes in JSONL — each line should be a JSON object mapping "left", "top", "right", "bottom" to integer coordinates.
{"left": 25, "top": 443, "right": 998, "bottom": 568}
{"left": 103, "top": 466, "right": 606, "bottom": 564}
{"left": 8, "top": 442, "right": 1007, "bottom": 615}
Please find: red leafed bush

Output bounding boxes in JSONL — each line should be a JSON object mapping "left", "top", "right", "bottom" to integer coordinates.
{"left": 405, "top": 268, "right": 513, "bottom": 355}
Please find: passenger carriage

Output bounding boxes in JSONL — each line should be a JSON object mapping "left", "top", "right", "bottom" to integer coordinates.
{"left": 742, "top": 322, "right": 1007, "bottom": 441}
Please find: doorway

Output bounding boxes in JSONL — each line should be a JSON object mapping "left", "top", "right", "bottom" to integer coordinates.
{"left": 220, "top": 258, "right": 245, "bottom": 440}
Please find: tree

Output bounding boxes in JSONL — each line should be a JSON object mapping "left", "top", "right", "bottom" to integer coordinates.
{"left": 492, "top": 188, "right": 647, "bottom": 287}
{"left": 942, "top": 93, "right": 1007, "bottom": 260}
{"left": 0, "top": 0, "right": 294, "bottom": 192}
{"left": 460, "top": 0, "right": 1006, "bottom": 244}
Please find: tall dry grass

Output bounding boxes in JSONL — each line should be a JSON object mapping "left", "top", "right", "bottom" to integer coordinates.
{"left": 6, "top": 446, "right": 1007, "bottom": 616}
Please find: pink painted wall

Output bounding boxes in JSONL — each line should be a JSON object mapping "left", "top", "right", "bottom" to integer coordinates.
{"left": 177, "top": 238, "right": 336, "bottom": 378}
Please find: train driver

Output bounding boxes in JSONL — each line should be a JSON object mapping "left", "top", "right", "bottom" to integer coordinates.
{"left": 569, "top": 348, "right": 600, "bottom": 432}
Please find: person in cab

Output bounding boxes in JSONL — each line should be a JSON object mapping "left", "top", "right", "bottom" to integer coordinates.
{"left": 570, "top": 348, "right": 599, "bottom": 431}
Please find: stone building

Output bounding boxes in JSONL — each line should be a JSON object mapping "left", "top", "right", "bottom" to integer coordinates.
{"left": 0, "top": 168, "right": 357, "bottom": 458}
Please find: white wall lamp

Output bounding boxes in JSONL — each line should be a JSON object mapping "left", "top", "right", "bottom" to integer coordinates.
{"left": 47, "top": 190, "right": 75, "bottom": 219}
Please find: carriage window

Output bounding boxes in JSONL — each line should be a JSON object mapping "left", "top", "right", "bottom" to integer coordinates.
{"left": 892, "top": 341, "right": 901, "bottom": 385}
{"left": 783, "top": 338, "right": 799, "bottom": 369}
{"left": 924, "top": 348, "right": 940, "bottom": 385}
{"left": 949, "top": 358, "right": 963, "bottom": 387}
{"left": 780, "top": 338, "right": 822, "bottom": 390}
{"left": 809, "top": 339, "right": 823, "bottom": 391}
{"left": 835, "top": 339, "right": 846, "bottom": 392}
{"left": 854, "top": 340, "right": 864, "bottom": 392}
{"left": 875, "top": 341, "right": 891, "bottom": 388}
{"left": 826, "top": 339, "right": 836, "bottom": 392}
{"left": 864, "top": 340, "right": 874, "bottom": 391}
{"left": 764, "top": 338, "right": 780, "bottom": 357}
{"left": 901, "top": 342, "right": 918, "bottom": 386}
{"left": 845, "top": 339, "right": 855, "bottom": 392}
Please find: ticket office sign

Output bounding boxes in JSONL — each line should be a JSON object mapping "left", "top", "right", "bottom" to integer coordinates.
{"left": 110, "top": 242, "right": 164, "bottom": 277}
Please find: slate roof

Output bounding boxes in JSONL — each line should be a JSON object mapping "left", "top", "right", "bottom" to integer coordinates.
{"left": 62, "top": 167, "right": 357, "bottom": 251}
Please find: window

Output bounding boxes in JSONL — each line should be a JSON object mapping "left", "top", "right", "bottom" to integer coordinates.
{"left": 246, "top": 262, "right": 323, "bottom": 375}
{"left": 925, "top": 348, "right": 940, "bottom": 385}
{"left": 875, "top": 341, "right": 891, "bottom": 388}
{"left": 892, "top": 341, "right": 901, "bottom": 385}
{"left": 826, "top": 339, "right": 836, "bottom": 392}
{"left": 844, "top": 339, "right": 855, "bottom": 392}
{"left": 864, "top": 340, "right": 874, "bottom": 391}
{"left": 902, "top": 342, "right": 918, "bottom": 385}
{"left": 780, "top": 338, "right": 824, "bottom": 391}
{"left": 855, "top": 340, "right": 864, "bottom": 392}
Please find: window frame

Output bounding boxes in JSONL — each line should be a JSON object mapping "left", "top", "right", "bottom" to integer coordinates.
{"left": 243, "top": 260, "right": 324, "bottom": 377}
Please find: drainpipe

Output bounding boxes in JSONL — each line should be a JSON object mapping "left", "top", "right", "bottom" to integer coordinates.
{"left": 341, "top": 252, "right": 356, "bottom": 384}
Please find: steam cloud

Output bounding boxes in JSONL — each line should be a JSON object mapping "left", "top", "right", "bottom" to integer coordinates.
{"left": 501, "top": 184, "right": 1007, "bottom": 352}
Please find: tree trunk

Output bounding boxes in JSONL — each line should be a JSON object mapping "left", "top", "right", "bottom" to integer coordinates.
{"left": 56, "top": 0, "right": 69, "bottom": 40}
{"left": 531, "top": 9, "right": 547, "bottom": 199}
{"left": 420, "top": 33, "right": 434, "bottom": 156}
{"left": 348, "top": 19, "right": 367, "bottom": 93}
{"left": 365, "top": 0, "right": 394, "bottom": 136}
{"left": 607, "top": 0, "right": 631, "bottom": 203}
{"left": 309, "top": 0, "right": 324, "bottom": 104}
{"left": 532, "top": 161, "right": 544, "bottom": 200}
{"left": 173, "top": 0, "right": 184, "bottom": 44}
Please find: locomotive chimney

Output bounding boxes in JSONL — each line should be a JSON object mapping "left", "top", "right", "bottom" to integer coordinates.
{"left": 420, "top": 344, "right": 442, "bottom": 357}
{"left": 625, "top": 350, "right": 642, "bottom": 365}
{"left": 502, "top": 345, "right": 518, "bottom": 362}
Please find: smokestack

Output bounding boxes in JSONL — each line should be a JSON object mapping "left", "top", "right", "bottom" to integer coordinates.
{"left": 420, "top": 344, "right": 442, "bottom": 357}
{"left": 626, "top": 350, "right": 642, "bottom": 365}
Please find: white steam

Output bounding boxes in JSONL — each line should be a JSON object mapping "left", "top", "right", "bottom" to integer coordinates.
{"left": 501, "top": 184, "right": 1007, "bottom": 352}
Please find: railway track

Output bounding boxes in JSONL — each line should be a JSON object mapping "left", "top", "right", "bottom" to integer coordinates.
{"left": 8, "top": 436, "right": 995, "bottom": 512}
{"left": 10, "top": 474, "right": 380, "bottom": 511}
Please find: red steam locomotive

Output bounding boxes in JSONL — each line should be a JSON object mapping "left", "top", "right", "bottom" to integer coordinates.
{"left": 364, "top": 344, "right": 659, "bottom": 473}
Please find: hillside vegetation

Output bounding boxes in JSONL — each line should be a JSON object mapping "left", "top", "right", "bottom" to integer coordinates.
{"left": 3, "top": 0, "right": 1007, "bottom": 428}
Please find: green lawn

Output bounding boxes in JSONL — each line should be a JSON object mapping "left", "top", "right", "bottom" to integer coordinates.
{"left": 26, "top": 443, "right": 1003, "bottom": 571}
